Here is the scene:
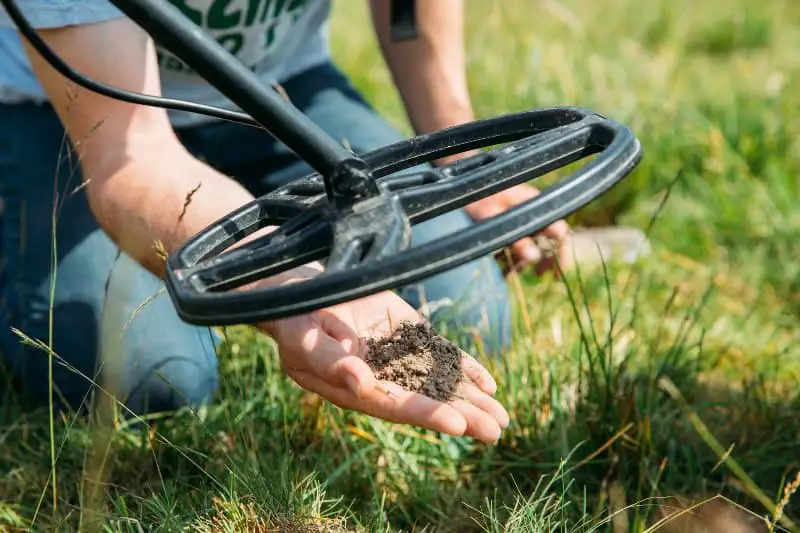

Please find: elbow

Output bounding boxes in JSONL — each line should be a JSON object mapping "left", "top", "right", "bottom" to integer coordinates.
{"left": 79, "top": 131, "right": 189, "bottom": 239}
{"left": 81, "top": 155, "right": 145, "bottom": 252}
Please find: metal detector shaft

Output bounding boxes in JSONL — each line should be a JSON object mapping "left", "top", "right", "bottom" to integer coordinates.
{"left": 106, "top": 0, "right": 354, "bottom": 177}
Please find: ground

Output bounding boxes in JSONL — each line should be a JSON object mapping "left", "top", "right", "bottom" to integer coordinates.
{"left": 1, "top": 0, "right": 799, "bottom": 531}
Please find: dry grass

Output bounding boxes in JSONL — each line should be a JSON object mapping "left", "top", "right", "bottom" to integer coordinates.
{"left": 0, "top": 0, "right": 798, "bottom": 531}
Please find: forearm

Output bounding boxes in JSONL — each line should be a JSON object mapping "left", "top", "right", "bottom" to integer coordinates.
{"left": 84, "top": 141, "right": 258, "bottom": 278}
{"left": 370, "top": 0, "right": 475, "bottom": 139}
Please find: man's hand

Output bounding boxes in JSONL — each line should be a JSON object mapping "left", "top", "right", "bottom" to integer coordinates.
{"left": 261, "top": 289, "right": 510, "bottom": 444}
{"left": 464, "top": 183, "right": 572, "bottom": 275}
{"left": 369, "top": 1, "right": 571, "bottom": 276}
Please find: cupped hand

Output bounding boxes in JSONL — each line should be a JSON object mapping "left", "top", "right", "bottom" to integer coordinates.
{"left": 259, "top": 288, "right": 509, "bottom": 444}
{"left": 464, "top": 183, "right": 572, "bottom": 274}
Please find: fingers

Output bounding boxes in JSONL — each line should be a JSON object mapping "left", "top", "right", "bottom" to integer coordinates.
{"left": 298, "top": 326, "right": 375, "bottom": 398}
{"left": 292, "top": 370, "right": 470, "bottom": 438}
{"left": 536, "top": 216, "right": 572, "bottom": 274}
{"left": 506, "top": 236, "right": 543, "bottom": 273}
{"left": 455, "top": 355, "right": 510, "bottom": 441}
{"left": 460, "top": 352, "right": 497, "bottom": 395}
{"left": 497, "top": 184, "right": 571, "bottom": 274}
{"left": 294, "top": 370, "right": 508, "bottom": 444}
{"left": 499, "top": 226, "right": 573, "bottom": 275}
{"left": 448, "top": 399, "right": 503, "bottom": 443}
{"left": 540, "top": 217, "right": 571, "bottom": 242}
{"left": 275, "top": 293, "right": 510, "bottom": 444}
{"left": 363, "top": 381, "right": 474, "bottom": 437}
{"left": 456, "top": 381, "right": 509, "bottom": 429}
{"left": 317, "top": 306, "right": 363, "bottom": 354}
{"left": 290, "top": 361, "right": 509, "bottom": 444}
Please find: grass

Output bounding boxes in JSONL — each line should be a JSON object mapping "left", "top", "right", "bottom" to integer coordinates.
{"left": 1, "top": 0, "right": 799, "bottom": 530}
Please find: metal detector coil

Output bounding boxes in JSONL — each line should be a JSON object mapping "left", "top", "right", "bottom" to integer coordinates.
{"left": 2, "top": 0, "right": 643, "bottom": 326}
{"left": 166, "top": 107, "right": 642, "bottom": 325}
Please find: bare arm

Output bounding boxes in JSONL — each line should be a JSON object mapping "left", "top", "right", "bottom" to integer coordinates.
{"left": 19, "top": 16, "right": 511, "bottom": 441}
{"left": 21, "top": 17, "right": 258, "bottom": 278}
{"left": 369, "top": 0, "right": 475, "bottom": 157}
{"left": 368, "top": 0, "right": 572, "bottom": 270}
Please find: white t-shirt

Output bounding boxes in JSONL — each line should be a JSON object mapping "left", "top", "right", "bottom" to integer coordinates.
{"left": 0, "top": 0, "right": 333, "bottom": 127}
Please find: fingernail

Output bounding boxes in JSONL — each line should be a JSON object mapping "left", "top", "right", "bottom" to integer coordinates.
{"left": 345, "top": 374, "right": 361, "bottom": 398}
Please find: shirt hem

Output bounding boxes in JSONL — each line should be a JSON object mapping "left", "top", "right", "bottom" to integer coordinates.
{"left": 0, "top": 2, "right": 124, "bottom": 29}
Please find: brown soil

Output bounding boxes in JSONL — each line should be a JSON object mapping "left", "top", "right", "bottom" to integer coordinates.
{"left": 363, "top": 322, "right": 465, "bottom": 402}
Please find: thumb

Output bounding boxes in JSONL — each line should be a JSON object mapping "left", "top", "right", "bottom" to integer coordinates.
{"left": 301, "top": 327, "right": 376, "bottom": 398}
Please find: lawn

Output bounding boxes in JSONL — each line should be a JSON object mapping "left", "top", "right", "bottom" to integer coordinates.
{"left": 2, "top": 0, "right": 799, "bottom": 531}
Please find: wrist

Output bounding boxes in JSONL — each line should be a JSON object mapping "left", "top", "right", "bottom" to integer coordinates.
{"left": 252, "top": 260, "right": 326, "bottom": 337}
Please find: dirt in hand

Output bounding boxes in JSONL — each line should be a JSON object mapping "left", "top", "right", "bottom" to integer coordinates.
{"left": 363, "top": 322, "right": 466, "bottom": 402}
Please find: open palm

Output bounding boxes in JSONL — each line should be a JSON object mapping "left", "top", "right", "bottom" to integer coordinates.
{"left": 262, "top": 290, "right": 509, "bottom": 443}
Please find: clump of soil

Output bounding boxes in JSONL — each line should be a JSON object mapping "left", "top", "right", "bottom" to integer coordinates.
{"left": 363, "top": 322, "right": 465, "bottom": 402}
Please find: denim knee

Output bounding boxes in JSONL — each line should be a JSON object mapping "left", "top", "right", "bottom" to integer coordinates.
{"left": 0, "top": 304, "right": 219, "bottom": 416}
{"left": 0, "top": 101, "right": 221, "bottom": 416}
{"left": 0, "top": 228, "right": 220, "bottom": 416}
{"left": 118, "top": 347, "right": 220, "bottom": 416}
{"left": 98, "top": 253, "right": 220, "bottom": 415}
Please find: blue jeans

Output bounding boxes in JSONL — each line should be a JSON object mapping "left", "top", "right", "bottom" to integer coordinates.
{"left": 0, "top": 61, "right": 511, "bottom": 415}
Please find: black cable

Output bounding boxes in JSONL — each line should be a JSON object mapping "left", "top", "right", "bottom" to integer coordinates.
{"left": 0, "top": 0, "right": 261, "bottom": 127}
